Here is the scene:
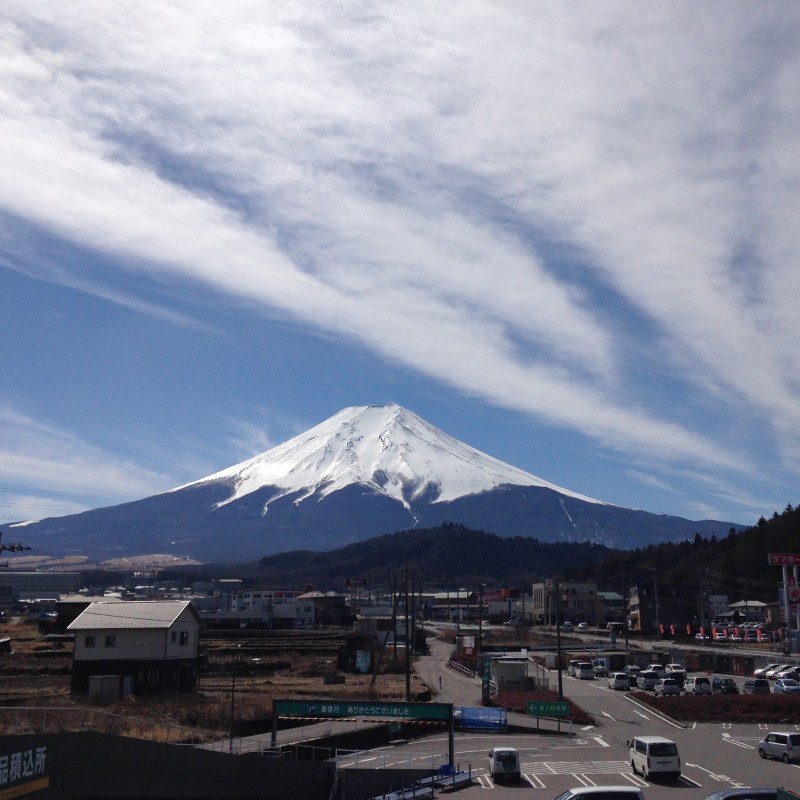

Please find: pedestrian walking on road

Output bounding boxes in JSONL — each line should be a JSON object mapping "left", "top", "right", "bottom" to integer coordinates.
{"left": 439, "top": 676, "right": 442, "bottom": 690}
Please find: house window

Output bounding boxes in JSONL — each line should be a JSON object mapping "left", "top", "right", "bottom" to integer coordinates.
{"left": 179, "top": 631, "right": 189, "bottom": 646}
{"left": 85, "top": 635, "right": 95, "bottom": 648}
{"left": 148, "top": 670, "right": 159, "bottom": 683}
{"left": 105, "top": 635, "right": 116, "bottom": 647}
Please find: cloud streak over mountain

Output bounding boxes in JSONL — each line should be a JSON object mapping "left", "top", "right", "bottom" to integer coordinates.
{"left": 2, "top": 3, "right": 799, "bottom": 527}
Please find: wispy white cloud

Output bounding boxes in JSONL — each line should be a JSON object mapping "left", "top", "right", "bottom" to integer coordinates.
{"left": 0, "top": 406, "right": 172, "bottom": 520}
{"left": 1, "top": 2, "right": 800, "bottom": 520}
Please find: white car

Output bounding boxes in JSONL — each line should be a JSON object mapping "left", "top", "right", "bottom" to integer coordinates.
{"left": 608, "top": 672, "right": 630, "bottom": 690}
{"left": 765, "top": 664, "right": 792, "bottom": 679}
{"left": 754, "top": 663, "right": 784, "bottom": 678}
{"left": 684, "top": 676, "right": 712, "bottom": 694}
{"left": 577, "top": 622, "right": 590, "bottom": 630}
{"left": 758, "top": 731, "right": 800, "bottom": 763}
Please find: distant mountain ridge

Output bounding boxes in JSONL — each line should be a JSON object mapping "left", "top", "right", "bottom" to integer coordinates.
{"left": 6, "top": 404, "right": 741, "bottom": 564}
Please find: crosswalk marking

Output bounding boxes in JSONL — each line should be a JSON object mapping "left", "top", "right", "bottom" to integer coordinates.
{"left": 521, "top": 760, "right": 631, "bottom": 775}
{"left": 477, "top": 762, "right": 645, "bottom": 790}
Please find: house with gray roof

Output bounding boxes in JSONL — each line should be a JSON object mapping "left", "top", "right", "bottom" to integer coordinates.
{"left": 67, "top": 600, "right": 201, "bottom": 697}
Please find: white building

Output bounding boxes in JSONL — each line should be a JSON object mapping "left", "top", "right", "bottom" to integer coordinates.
{"left": 68, "top": 600, "right": 201, "bottom": 697}
{"left": 198, "top": 588, "right": 315, "bottom": 629}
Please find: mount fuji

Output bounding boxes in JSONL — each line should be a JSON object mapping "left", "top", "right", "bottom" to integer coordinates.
{"left": 6, "top": 404, "right": 739, "bottom": 564}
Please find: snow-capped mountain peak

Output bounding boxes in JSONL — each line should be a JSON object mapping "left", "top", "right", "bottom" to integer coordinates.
{"left": 176, "top": 404, "right": 602, "bottom": 511}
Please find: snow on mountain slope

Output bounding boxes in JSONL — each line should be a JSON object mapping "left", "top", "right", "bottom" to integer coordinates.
{"left": 174, "top": 404, "right": 604, "bottom": 511}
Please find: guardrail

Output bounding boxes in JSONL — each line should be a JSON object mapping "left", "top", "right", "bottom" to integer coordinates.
{"left": 447, "top": 659, "right": 476, "bottom": 678}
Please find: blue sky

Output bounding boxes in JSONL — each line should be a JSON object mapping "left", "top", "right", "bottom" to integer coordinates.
{"left": 2, "top": 2, "right": 799, "bottom": 530}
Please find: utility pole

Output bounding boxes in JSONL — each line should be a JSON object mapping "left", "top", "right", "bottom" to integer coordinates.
{"left": 404, "top": 566, "right": 411, "bottom": 701}
{"left": 554, "top": 580, "right": 563, "bottom": 700}
{"left": 229, "top": 658, "right": 236, "bottom": 754}
{"left": 478, "top": 583, "right": 484, "bottom": 643}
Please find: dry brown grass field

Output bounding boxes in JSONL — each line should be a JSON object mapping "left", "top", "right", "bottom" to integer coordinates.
{"left": 0, "top": 617, "right": 426, "bottom": 743}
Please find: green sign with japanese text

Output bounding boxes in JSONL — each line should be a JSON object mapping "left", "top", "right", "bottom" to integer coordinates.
{"left": 274, "top": 699, "right": 452, "bottom": 721}
{"left": 527, "top": 700, "right": 570, "bottom": 716}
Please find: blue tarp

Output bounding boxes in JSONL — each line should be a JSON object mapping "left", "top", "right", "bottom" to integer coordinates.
{"left": 455, "top": 706, "right": 507, "bottom": 731}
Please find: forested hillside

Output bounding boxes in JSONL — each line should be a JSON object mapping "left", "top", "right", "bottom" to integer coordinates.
{"left": 150, "top": 506, "right": 797, "bottom": 598}
{"left": 571, "top": 504, "right": 799, "bottom": 601}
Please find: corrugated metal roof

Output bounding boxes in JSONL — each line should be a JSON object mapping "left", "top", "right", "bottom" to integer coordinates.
{"left": 67, "top": 600, "right": 193, "bottom": 630}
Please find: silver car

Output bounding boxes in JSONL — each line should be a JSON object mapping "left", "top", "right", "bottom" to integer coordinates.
{"left": 653, "top": 678, "right": 681, "bottom": 696}
{"left": 773, "top": 678, "right": 800, "bottom": 694}
{"left": 758, "top": 731, "right": 800, "bottom": 763}
{"left": 608, "top": 672, "right": 629, "bottom": 691}
{"left": 684, "top": 676, "right": 712, "bottom": 694}
{"left": 553, "top": 788, "right": 645, "bottom": 800}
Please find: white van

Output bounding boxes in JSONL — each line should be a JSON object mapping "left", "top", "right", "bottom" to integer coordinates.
{"left": 488, "top": 747, "right": 520, "bottom": 782}
{"left": 576, "top": 662, "right": 594, "bottom": 679}
{"left": 628, "top": 736, "right": 681, "bottom": 781}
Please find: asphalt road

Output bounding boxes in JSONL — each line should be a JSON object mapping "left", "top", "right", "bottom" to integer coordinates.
{"left": 347, "top": 637, "right": 800, "bottom": 800}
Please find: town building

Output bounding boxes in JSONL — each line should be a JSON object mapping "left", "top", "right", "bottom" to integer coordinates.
{"left": 531, "top": 581, "right": 605, "bottom": 625}
{"left": 628, "top": 583, "right": 694, "bottom": 634}
{"left": 68, "top": 600, "right": 201, "bottom": 698}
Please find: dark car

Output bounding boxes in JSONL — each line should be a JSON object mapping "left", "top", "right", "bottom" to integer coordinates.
{"left": 700, "top": 790, "right": 777, "bottom": 800}
{"left": 742, "top": 678, "right": 770, "bottom": 694}
{"left": 712, "top": 676, "right": 739, "bottom": 694}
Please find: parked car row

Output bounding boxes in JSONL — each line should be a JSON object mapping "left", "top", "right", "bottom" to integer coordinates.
{"left": 636, "top": 673, "right": 781, "bottom": 695}
{"left": 753, "top": 662, "right": 800, "bottom": 680}
{"left": 583, "top": 658, "right": 798, "bottom": 696}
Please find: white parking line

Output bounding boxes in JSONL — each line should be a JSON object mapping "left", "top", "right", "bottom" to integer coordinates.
{"left": 522, "top": 773, "right": 546, "bottom": 788}
{"left": 620, "top": 773, "right": 648, "bottom": 788}
{"left": 721, "top": 733, "right": 754, "bottom": 750}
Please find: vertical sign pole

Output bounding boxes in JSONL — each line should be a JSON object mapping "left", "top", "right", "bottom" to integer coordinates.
{"left": 448, "top": 705, "right": 455, "bottom": 768}
{"left": 783, "top": 565, "right": 790, "bottom": 635}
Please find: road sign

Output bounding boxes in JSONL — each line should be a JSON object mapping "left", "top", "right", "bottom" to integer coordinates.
{"left": 274, "top": 699, "right": 452, "bottom": 720}
{"left": 768, "top": 552, "right": 800, "bottom": 566}
{"left": 527, "top": 700, "right": 570, "bottom": 716}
